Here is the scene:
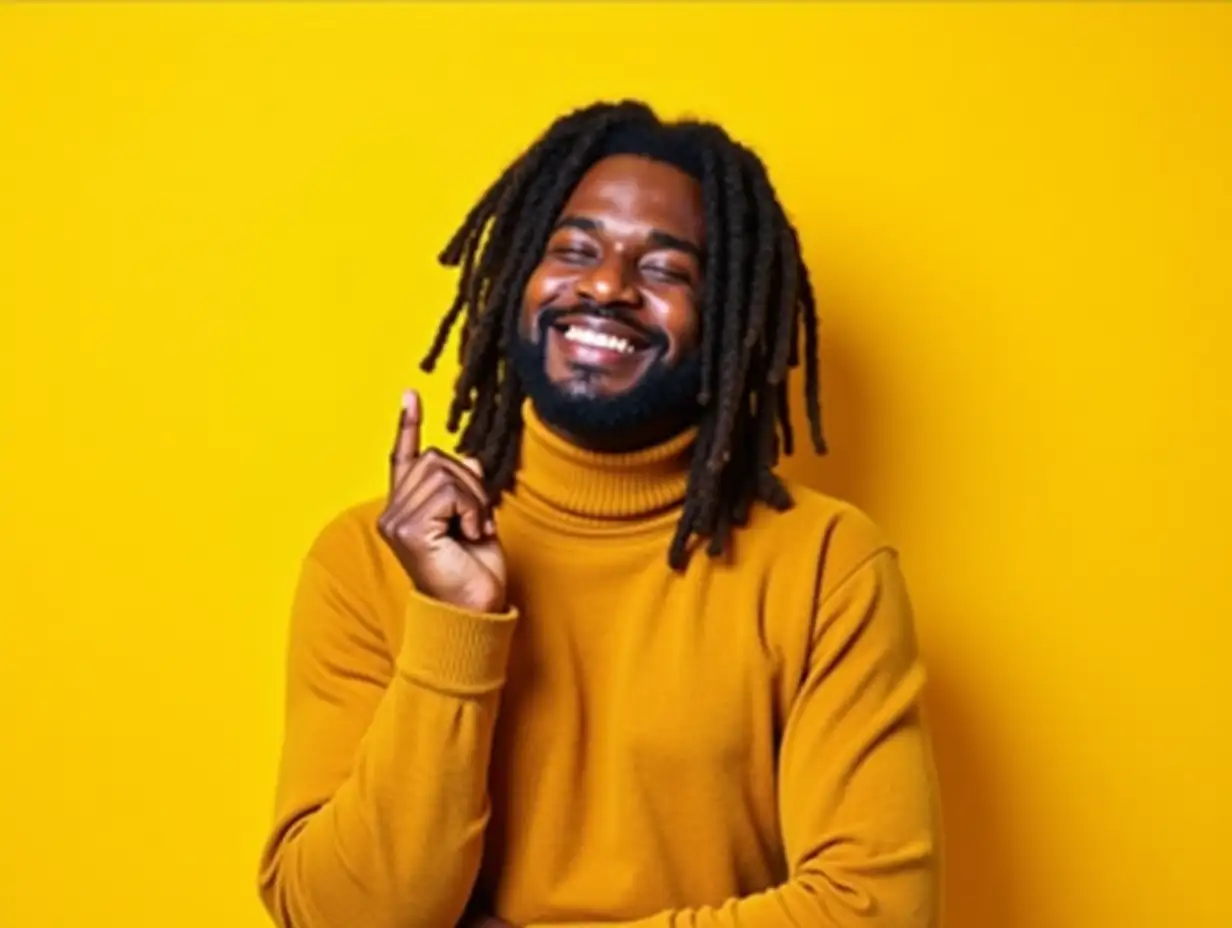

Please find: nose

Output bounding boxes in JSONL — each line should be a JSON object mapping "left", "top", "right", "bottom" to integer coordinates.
{"left": 576, "top": 253, "right": 639, "bottom": 307}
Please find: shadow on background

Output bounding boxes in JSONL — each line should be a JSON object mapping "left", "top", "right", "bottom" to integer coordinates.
{"left": 781, "top": 319, "right": 1022, "bottom": 928}
{"left": 777, "top": 320, "right": 882, "bottom": 517}
{"left": 925, "top": 661, "right": 1023, "bottom": 928}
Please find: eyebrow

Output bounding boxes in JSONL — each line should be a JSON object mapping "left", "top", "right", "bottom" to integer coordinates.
{"left": 555, "top": 216, "right": 704, "bottom": 261}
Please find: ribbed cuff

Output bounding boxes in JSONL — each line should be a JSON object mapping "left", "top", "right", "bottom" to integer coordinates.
{"left": 397, "top": 590, "right": 518, "bottom": 696}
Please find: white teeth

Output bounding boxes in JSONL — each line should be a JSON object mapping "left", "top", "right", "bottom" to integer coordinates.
{"left": 563, "top": 325, "right": 635, "bottom": 355}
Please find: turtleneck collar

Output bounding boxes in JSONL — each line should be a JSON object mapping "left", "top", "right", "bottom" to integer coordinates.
{"left": 509, "top": 400, "right": 697, "bottom": 525}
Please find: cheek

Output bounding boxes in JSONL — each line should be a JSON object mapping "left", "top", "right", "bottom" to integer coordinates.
{"left": 523, "top": 262, "right": 575, "bottom": 304}
{"left": 520, "top": 265, "right": 554, "bottom": 335}
{"left": 657, "top": 294, "right": 701, "bottom": 356}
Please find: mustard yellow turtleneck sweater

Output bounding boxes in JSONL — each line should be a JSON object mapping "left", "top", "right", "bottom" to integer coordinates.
{"left": 258, "top": 403, "right": 939, "bottom": 928}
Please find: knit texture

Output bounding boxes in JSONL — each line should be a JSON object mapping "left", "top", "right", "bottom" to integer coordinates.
{"left": 258, "top": 408, "right": 940, "bottom": 928}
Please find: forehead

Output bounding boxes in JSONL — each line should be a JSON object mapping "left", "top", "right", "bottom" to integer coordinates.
{"left": 559, "top": 154, "right": 705, "bottom": 244}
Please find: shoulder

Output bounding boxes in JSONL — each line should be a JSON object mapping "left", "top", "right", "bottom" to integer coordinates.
{"left": 741, "top": 477, "right": 898, "bottom": 605}
{"left": 304, "top": 496, "right": 386, "bottom": 562}
{"left": 300, "top": 496, "right": 406, "bottom": 602}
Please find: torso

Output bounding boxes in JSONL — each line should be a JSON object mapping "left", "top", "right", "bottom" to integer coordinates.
{"left": 463, "top": 488, "right": 833, "bottom": 923}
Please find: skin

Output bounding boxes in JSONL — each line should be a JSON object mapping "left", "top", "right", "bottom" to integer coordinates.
{"left": 377, "top": 389, "right": 507, "bottom": 615}
{"left": 520, "top": 154, "right": 706, "bottom": 449}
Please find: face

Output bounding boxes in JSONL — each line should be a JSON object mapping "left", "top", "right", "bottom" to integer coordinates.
{"left": 513, "top": 154, "right": 706, "bottom": 449}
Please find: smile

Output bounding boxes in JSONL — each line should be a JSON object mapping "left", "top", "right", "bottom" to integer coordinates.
{"left": 563, "top": 325, "right": 638, "bottom": 355}
{"left": 546, "top": 313, "right": 659, "bottom": 370}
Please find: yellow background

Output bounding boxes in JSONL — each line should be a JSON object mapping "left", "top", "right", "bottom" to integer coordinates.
{"left": 2, "top": 3, "right": 1229, "bottom": 927}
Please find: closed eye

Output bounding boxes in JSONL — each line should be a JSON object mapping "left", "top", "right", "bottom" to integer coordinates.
{"left": 552, "top": 245, "right": 597, "bottom": 263}
{"left": 642, "top": 264, "right": 694, "bottom": 285}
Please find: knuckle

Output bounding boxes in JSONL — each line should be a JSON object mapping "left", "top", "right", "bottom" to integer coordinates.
{"left": 424, "top": 469, "right": 451, "bottom": 494}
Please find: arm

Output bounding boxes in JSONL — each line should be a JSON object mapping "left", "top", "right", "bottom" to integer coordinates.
{"left": 257, "top": 515, "right": 518, "bottom": 928}
{"left": 529, "top": 548, "right": 939, "bottom": 928}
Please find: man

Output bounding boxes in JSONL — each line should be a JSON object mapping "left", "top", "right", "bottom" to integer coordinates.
{"left": 258, "top": 99, "right": 940, "bottom": 928}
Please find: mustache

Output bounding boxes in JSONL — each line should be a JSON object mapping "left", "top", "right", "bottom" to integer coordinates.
{"left": 534, "top": 303, "right": 667, "bottom": 348}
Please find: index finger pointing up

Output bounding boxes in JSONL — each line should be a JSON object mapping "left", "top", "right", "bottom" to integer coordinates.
{"left": 389, "top": 388, "right": 421, "bottom": 496}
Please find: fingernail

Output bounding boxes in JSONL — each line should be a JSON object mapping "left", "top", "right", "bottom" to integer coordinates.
{"left": 484, "top": 519, "right": 496, "bottom": 535}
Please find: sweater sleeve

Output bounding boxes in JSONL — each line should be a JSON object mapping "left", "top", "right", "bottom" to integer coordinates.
{"left": 257, "top": 518, "right": 518, "bottom": 928}
{"left": 530, "top": 548, "right": 939, "bottom": 928}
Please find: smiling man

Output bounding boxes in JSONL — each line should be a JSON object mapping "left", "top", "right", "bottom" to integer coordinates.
{"left": 258, "top": 100, "right": 940, "bottom": 928}
{"left": 509, "top": 153, "right": 707, "bottom": 453}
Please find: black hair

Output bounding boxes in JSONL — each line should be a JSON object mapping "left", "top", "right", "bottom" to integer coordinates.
{"left": 421, "top": 99, "right": 825, "bottom": 569}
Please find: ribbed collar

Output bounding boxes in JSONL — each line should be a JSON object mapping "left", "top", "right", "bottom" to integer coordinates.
{"left": 510, "top": 400, "right": 697, "bottom": 525}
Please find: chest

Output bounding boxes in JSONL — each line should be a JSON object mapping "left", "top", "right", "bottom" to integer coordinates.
{"left": 496, "top": 537, "right": 796, "bottom": 779}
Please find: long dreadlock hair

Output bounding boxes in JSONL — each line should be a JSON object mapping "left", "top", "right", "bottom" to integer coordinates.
{"left": 420, "top": 100, "right": 826, "bottom": 570}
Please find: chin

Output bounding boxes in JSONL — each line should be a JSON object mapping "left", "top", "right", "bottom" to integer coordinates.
{"left": 555, "top": 370, "right": 641, "bottom": 401}
{"left": 510, "top": 334, "right": 704, "bottom": 445}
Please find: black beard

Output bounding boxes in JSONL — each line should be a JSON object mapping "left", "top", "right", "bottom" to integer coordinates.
{"left": 509, "top": 311, "right": 703, "bottom": 450}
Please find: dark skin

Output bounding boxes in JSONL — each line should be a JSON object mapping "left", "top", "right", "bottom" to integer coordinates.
{"left": 521, "top": 153, "right": 706, "bottom": 451}
{"left": 377, "top": 388, "right": 507, "bottom": 615}
{"left": 379, "top": 156, "right": 706, "bottom": 927}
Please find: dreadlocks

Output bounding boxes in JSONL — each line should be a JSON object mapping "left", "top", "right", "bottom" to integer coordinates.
{"left": 420, "top": 100, "right": 826, "bottom": 570}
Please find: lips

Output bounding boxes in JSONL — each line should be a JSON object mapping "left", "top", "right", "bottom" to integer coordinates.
{"left": 563, "top": 325, "right": 639, "bottom": 355}
{"left": 541, "top": 312, "right": 657, "bottom": 374}
{"left": 549, "top": 313, "right": 655, "bottom": 355}
{"left": 552, "top": 312, "right": 651, "bottom": 344}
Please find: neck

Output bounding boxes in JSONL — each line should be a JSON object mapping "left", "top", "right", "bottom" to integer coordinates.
{"left": 544, "top": 409, "right": 699, "bottom": 454}
{"left": 509, "top": 400, "right": 698, "bottom": 524}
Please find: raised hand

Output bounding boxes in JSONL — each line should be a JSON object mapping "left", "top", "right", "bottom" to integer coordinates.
{"left": 377, "top": 389, "right": 507, "bottom": 613}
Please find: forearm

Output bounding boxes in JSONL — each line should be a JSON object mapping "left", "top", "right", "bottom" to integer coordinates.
{"left": 529, "top": 858, "right": 936, "bottom": 928}
{"left": 261, "top": 592, "right": 516, "bottom": 928}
